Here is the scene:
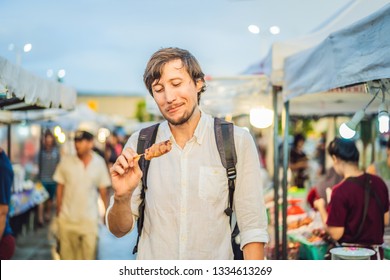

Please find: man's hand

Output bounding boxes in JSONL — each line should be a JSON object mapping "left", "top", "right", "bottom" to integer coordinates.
{"left": 110, "top": 147, "right": 143, "bottom": 199}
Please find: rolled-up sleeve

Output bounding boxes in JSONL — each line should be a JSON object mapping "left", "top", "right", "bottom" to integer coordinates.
{"left": 234, "top": 129, "right": 269, "bottom": 249}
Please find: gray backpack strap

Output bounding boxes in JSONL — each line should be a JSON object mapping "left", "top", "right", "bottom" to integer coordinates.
{"left": 133, "top": 123, "right": 160, "bottom": 254}
{"left": 214, "top": 118, "right": 237, "bottom": 219}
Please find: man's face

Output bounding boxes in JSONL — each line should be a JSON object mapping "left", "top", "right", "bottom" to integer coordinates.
{"left": 151, "top": 59, "right": 203, "bottom": 126}
{"left": 75, "top": 139, "right": 93, "bottom": 157}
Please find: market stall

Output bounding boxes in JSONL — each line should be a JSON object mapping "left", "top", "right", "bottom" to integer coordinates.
{"left": 280, "top": 2, "right": 390, "bottom": 259}
{"left": 255, "top": 0, "right": 390, "bottom": 259}
{"left": 0, "top": 55, "right": 77, "bottom": 235}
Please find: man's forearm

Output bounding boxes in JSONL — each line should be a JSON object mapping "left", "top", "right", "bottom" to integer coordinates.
{"left": 0, "top": 213, "right": 6, "bottom": 239}
{"left": 107, "top": 195, "right": 134, "bottom": 237}
{"left": 243, "top": 242, "right": 265, "bottom": 260}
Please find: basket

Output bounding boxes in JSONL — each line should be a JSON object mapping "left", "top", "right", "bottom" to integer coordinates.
{"left": 383, "top": 245, "right": 390, "bottom": 260}
{"left": 288, "top": 233, "right": 328, "bottom": 260}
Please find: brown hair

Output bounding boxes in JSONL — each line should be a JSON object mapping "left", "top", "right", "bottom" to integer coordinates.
{"left": 143, "top": 47, "right": 206, "bottom": 104}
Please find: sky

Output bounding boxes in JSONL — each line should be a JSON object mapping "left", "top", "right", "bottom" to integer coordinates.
{"left": 0, "top": 0, "right": 353, "bottom": 96}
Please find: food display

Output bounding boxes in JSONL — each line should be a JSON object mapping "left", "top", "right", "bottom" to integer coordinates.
{"left": 287, "top": 216, "right": 313, "bottom": 230}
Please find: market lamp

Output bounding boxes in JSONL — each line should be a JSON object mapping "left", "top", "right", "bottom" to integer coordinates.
{"left": 339, "top": 109, "right": 365, "bottom": 139}
{"left": 378, "top": 102, "right": 389, "bottom": 133}
{"left": 249, "top": 107, "right": 273, "bottom": 129}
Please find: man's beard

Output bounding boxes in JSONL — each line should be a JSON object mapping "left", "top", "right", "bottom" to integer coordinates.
{"left": 162, "top": 104, "right": 196, "bottom": 126}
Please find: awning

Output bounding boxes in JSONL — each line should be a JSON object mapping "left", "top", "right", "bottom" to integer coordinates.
{"left": 283, "top": 3, "right": 390, "bottom": 101}
{"left": 0, "top": 55, "right": 77, "bottom": 112}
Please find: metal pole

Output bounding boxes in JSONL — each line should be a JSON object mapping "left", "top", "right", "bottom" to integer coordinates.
{"left": 281, "top": 100, "right": 290, "bottom": 260}
{"left": 272, "top": 86, "right": 280, "bottom": 259}
{"left": 371, "top": 116, "right": 376, "bottom": 163}
{"left": 7, "top": 124, "right": 11, "bottom": 160}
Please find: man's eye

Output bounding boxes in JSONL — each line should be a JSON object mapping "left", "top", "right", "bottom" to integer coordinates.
{"left": 154, "top": 87, "right": 163, "bottom": 93}
{"left": 172, "top": 83, "right": 181, "bottom": 87}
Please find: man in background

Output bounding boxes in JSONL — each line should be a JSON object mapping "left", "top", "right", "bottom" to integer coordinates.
{"left": 54, "top": 130, "right": 111, "bottom": 260}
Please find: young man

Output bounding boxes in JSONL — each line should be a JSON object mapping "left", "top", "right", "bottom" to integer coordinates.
{"left": 106, "top": 47, "right": 269, "bottom": 260}
{"left": 54, "top": 130, "right": 111, "bottom": 259}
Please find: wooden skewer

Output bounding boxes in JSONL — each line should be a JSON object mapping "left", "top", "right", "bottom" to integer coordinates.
{"left": 133, "top": 153, "right": 145, "bottom": 160}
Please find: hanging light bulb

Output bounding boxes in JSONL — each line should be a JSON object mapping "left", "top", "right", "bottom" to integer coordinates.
{"left": 339, "top": 123, "right": 356, "bottom": 139}
{"left": 339, "top": 109, "right": 365, "bottom": 139}
{"left": 250, "top": 107, "right": 274, "bottom": 129}
{"left": 378, "top": 103, "right": 389, "bottom": 133}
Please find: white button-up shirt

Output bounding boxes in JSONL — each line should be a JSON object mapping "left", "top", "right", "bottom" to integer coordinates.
{"left": 107, "top": 112, "right": 269, "bottom": 259}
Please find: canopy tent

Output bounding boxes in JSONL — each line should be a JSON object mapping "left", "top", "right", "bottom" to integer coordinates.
{"left": 0, "top": 55, "right": 77, "bottom": 159}
{"left": 273, "top": 2, "right": 390, "bottom": 260}
{"left": 200, "top": 75, "right": 271, "bottom": 117}
{"left": 284, "top": 3, "right": 390, "bottom": 102}
{"left": 0, "top": 55, "right": 77, "bottom": 113}
{"left": 255, "top": 0, "right": 390, "bottom": 260}
{"left": 254, "top": 0, "right": 389, "bottom": 87}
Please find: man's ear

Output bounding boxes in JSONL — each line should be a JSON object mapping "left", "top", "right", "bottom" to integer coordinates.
{"left": 196, "top": 79, "right": 204, "bottom": 92}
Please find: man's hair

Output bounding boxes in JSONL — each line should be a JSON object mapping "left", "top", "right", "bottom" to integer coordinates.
{"left": 143, "top": 47, "right": 206, "bottom": 104}
{"left": 328, "top": 137, "right": 359, "bottom": 163}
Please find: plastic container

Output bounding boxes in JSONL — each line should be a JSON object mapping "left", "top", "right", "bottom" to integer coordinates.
{"left": 288, "top": 233, "right": 328, "bottom": 260}
{"left": 330, "top": 247, "right": 375, "bottom": 260}
{"left": 383, "top": 245, "right": 390, "bottom": 260}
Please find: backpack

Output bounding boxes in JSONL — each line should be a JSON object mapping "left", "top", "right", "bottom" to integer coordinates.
{"left": 133, "top": 117, "right": 242, "bottom": 259}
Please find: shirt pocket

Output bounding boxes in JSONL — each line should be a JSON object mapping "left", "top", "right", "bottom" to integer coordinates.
{"left": 198, "top": 166, "right": 227, "bottom": 203}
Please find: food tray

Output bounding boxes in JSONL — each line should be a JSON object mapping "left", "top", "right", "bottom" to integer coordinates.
{"left": 288, "top": 233, "right": 328, "bottom": 260}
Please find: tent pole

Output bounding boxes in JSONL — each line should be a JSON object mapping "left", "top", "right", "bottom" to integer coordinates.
{"left": 281, "top": 100, "right": 290, "bottom": 260}
{"left": 7, "top": 124, "right": 11, "bottom": 160}
{"left": 371, "top": 116, "right": 376, "bottom": 163}
{"left": 272, "top": 86, "right": 280, "bottom": 259}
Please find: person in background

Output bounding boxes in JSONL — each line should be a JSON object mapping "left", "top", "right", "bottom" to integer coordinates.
{"left": 315, "top": 132, "right": 327, "bottom": 175}
{"left": 104, "top": 131, "right": 124, "bottom": 169}
{"left": 37, "top": 129, "right": 60, "bottom": 225}
{"left": 106, "top": 47, "right": 269, "bottom": 260}
{"left": 289, "top": 133, "right": 309, "bottom": 189}
{"left": 366, "top": 138, "right": 390, "bottom": 238}
{"left": 0, "top": 147, "right": 16, "bottom": 260}
{"left": 366, "top": 138, "right": 390, "bottom": 195}
{"left": 314, "top": 137, "right": 389, "bottom": 259}
{"left": 53, "top": 130, "right": 111, "bottom": 260}
{"left": 307, "top": 166, "right": 343, "bottom": 209}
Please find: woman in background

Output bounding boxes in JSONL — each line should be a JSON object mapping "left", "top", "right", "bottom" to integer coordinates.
{"left": 38, "top": 130, "right": 60, "bottom": 225}
{"left": 314, "top": 137, "right": 389, "bottom": 259}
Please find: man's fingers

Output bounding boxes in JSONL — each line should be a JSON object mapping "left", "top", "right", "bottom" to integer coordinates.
{"left": 111, "top": 147, "right": 142, "bottom": 176}
{"left": 117, "top": 154, "right": 130, "bottom": 170}
{"left": 110, "top": 164, "right": 126, "bottom": 176}
{"left": 122, "top": 147, "right": 138, "bottom": 168}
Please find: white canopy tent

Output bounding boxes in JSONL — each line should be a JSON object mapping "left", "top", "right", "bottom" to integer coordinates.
{"left": 0, "top": 55, "right": 77, "bottom": 113}
{"left": 260, "top": 0, "right": 390, "bottom": 260}
{"left": 259, "top": 0, "right": 389, "bottom": 87}
{"left": 273, "top": 1, "right": 390, "bottom": 261}
{"left": 284, "top": 3, "right": 390, "bottom": 103}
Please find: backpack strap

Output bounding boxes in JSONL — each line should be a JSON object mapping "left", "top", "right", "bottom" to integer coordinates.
{"left": 346, "top": 173, "right": 385, "bottom": 240}
{"left": 214, "top": 117, "right": 237, "bottom": 222}
{"left": 133, "top": 123, "right": 160, "bottom": 254}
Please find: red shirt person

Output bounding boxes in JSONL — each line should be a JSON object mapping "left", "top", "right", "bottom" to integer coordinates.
{"left": 314, "top": 137, "right": 389, "bottom": 258}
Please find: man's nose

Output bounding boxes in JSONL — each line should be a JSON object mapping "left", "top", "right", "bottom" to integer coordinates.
{"left": 165, "top": 87, "right": 177, "bottom": 103}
